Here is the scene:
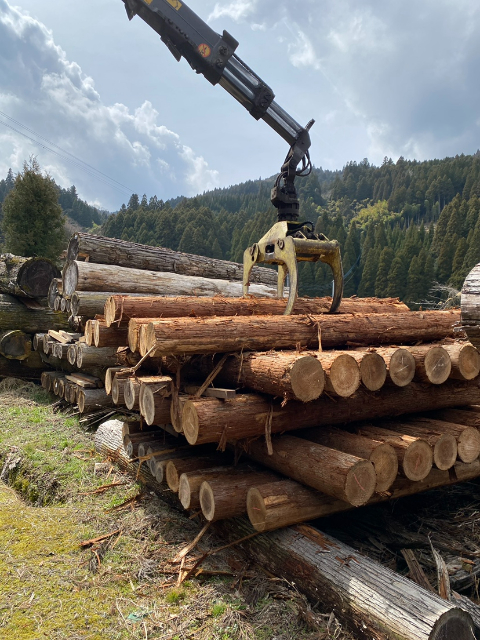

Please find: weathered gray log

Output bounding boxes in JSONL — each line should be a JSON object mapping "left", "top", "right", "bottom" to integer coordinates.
{"left": 0, "top": 331, "right": 32, "bottom": 360}
{"left": 63, "top": 260, "right": 277, "bottom": 298}
{"left": 47, "top": 278, "right": 62, "bottom": 309}
{"left": 0, "top": 294, "right": 69, "bottom": 333}
{"left": 104, "top": 294, "right": 411, "bottom": 327}
{"left": 76, "top": 344, "right": 119, "bottom": 369}
{"left": 145, "top": 311, "right": 460, "bottom": 357}
{"left": 67, "top": 232, "right": 278, "bottom": 286}
{"left": 70, "top": 291, "right": 127, "bottom": 317}
{"left": 0, "top": 351, "right": 47, "bottom": 380}
{"left": 180, "top": 378, "right": 480, "bottom": 446}
{"left": 0, "top": 254, "right": 60, "bottom": 297}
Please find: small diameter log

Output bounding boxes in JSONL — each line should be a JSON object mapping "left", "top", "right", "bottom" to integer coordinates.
{"left": 0, "top": 331, "right": 32, "bottom": 360}
{"left": 200, "top": 469, "right": 279, "bottom": 522}
{"left": 413, "top": 417, "right": 480, "bottom": 463}
{"left": 68, "top": 383, "right": 78, "bottom": 405}
{"left": 245, "top": 435, "right": 376, "bottom": 506}
{"left": 374, "top": 420, "right": 458, "bottom": 471}
{"left": 180, "top": 379, "right": 480, "bottom": 446}
{"left": 322, "top": 353, "right": 360, "bottom": 398}
{"left": 105, "top": 367, "right": 123, "bottom": 395}
{"left": 76, "top": 345, "right": 118, "bottom": 369}
{"left": 94, "top": 322, "right": 129, "bottom": 348}
{"left": 60, "top": 297, "right": 71, "bottom": 314}
{"left": 0, "top": 254, "right": 60, "bottom": 297}
{"left": 347, "top": 350, "right": 387, "bottom": 391}
{"left": 111, "top": 376, "right": 127, "bottom": 405}
{"left": 0, "top": 294, "right": 69, "bottom": 333}
{"left": 41, "top": 370, "right": 64, "bottom": 392}
{"left": 124, "top": 377, "right": 140, "bottom": 410}
{"left": 77, "top": 388, "right": 112, "bottom": 414}
{"left": 63, "top": 260, "right": 276, "bottom": 299}
{"left": 52, "top": 343, "right": 70, "bottom": 359}
{"left": 138, "top": 376, "right": 173, "bottom": 426}
{"left": 54, "top": 296, "right": 62, "bottom": 311}
{"left": 67, "top": 344, "right": 78, "bottom": 366}
{"left": 178, "top": 466, "right": 239, "bottom": 510}
{"left": 166, "top": 455, "right": 229, "bottom": 492}
{"left": 33, "top": 333, "right": 45, "bottom": 352}
{"left": 84, "top": 320, "right": 96, "bottom": 346}
{"left": 104, "top": 294, "right": 410, "bottom": 327}
{"left": 443, "top": 343, "right": 480, "bottom": 380}
{"left": 125, "top": 435, "right": 165, "bottom": 459}
{"left": 148, "top": 446, "right": 209, "bottom": 483}
{"left": 70, "top": 292, "right": 124, "bottom": 318}
{"left": 53, "top": 376, "right": 66, "bottom": 397}
{"left": 128, "top": 319, "right": 151, "bottom": 353}
{"left": 356, "top": 425, "right": 433, "bottom": 481}
{"left": 145, "top": 311, "right": 460, "bottom": 357}
{"left": 122, "top": 430, "right": 162, "bottom": 450}
{"left": 408, "top": 345, "right": 452, "bottom": 384}
{"left": 299, "top": 427, "right": 398, "bottom": 493}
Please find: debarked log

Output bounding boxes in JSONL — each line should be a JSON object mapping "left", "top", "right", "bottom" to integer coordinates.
{"left": 104, "top": 294, "right": 410, "bottom": 327}
{"left": 62, "top": 260, "right": 277, "bottom": 298}
{"left": 179, "top": 378, "right": 480, "bottom": 446}
{"left": 145, "top": 311, "right": 460, "bottom": 357}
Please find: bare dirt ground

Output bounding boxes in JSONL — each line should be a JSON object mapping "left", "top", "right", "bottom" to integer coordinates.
{"left": 0, "top": 380, "right": 352, "bottom": 640}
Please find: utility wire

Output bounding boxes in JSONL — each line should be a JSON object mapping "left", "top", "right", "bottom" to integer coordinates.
{"left": 0, "top": 112, "right": 133, "bottom": 196}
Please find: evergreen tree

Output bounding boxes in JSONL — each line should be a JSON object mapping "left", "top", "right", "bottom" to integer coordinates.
{"left": 1, "top": 158, "right": 65, "bottom": 260}
{"left": 375, "top": 247, "right": 394, "bottom": 297}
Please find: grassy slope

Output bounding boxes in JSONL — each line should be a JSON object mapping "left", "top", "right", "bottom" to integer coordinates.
{"left": 0, "top": 380, "right": 348, "bottom": 640}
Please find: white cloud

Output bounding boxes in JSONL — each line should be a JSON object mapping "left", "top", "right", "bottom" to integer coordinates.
{"left": 208, "top": 0, "right": 258, "bottom": 22}
{"left": 0, "top": 0, "right": 220, "bottom": 209}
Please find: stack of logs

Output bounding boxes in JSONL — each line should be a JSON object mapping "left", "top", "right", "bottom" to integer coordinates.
{"left": 25, "top": 233, "right": 480, "bottom": 536}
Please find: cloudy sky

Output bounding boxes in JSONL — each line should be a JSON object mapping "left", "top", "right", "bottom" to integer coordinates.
{"left": 1, "top": 0, "right": 479, "bottom": 210}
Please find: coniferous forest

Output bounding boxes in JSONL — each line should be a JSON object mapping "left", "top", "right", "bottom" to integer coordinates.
{"left": 2, "top": 151, "right": 480, "bottom": 307}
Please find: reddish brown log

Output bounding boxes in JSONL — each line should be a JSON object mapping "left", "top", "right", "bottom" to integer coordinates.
{"left": 94, "top": 322, "right": 129, "bottom": 348}
{"left": 178, "top": 466, "right": 246, "bottom": 510}
{"left": 145, "top": 311, "right": 460, "bottom": 357}
{"left": 412, "top": 416, "right": 480, "bottom": 463}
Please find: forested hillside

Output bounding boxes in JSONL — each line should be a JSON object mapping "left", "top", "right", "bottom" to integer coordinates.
{"left": 100, "top": 153, "right": 480, "bottom": 306}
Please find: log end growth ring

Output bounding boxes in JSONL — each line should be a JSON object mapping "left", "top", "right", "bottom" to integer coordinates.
{"left": 457, "top": 427, "right": 480, "bottom": 463}
{"left": 389, "top": 348, "right": 416, "bottom": 387}
{"left": 458, "top": 345, "right": 480, "bottom": 380}
{"left": 290, "top": 356, "right": 325, "bottom": 402}
{"left": 182, "top": 401, "right": 200, "bottom": 444}
{"left": 247, "top": 486, "right": 268, "bottom": 531}
{"left": 369, "top": 443, "right": 398, "bottom": 492}
{"left": 424, "top": 347, "right": 452, "bottom": 385}
{"left": 199, "top": 481, "right": 216, "bottom": 521}
{"left": 402, "top": 439, "right": 433, "bottom": 481}
{"left": 433, "top": 434, "right": 458, "bottom": 470}
{"left": 344, "top": 460, "right": 376, "bottom": 506}
{"left": 17, "top": 258, "right": 60, "bottom": 297}
{"left": 359, "top": 353, "right": 387, "bottom": 391}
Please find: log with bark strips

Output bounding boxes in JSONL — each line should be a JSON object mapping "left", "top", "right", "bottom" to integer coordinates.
{"left": 138, "top": 376, "right": 173, "bottom": 426}
{"left": 0, "top": 294, "right": 69, "bottom": 333}
{"left": 298, "top": 427, "right": 398, "bottom": 492}
{"left": 0, "top": 331, "right": 32, "bottom": 360}
{"left": 243, "top": 435, "right": 376, "bottom": 506}
{"left": 94, "top": 322, "right": 129, "bottom": 348}
{"left": 356, "top": 425, "right": 433, "bottom": 481}
{"left": 68, "top": 232, "right": 278, "bottom": 286}
{"left": 104, "top": 294, "right": 410, "bottom": 327}
{"left": 75, "top": 345, "right": 119, "bottom": 369}
{"left": 179, "top": 378, "right": 480, "bottom": 446}
{"left": 77, "top": 388, "right": 112, "bottom": 414}
{"left": 0, "top": 254, "right": 60, "bottom": 298}
{"left": 94, "top": 418, "right": 477, "bottom": 640}
{"left": 145, "top": 311, "right": 460, "bottom": 357}
{"left": 178, "top": 466, "right": 244, "bottom": 510}
{"left": 63, "top": 260, "right": 277, "bottom": 298}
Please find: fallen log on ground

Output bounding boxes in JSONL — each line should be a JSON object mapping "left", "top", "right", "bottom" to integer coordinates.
{"left": 0, "top": 254, "right": 60, "bottom": 297}
{"left": 145, "top": 311, "right": 460, "bottom": 356}
{"left": 0, "top": 294, "right": 69, "bottom": 333}
{"left": 180, "top": 378, "right": 480, "bottom": 446}
{"left": 94, "top": 419, "right": 476, "bottom": 640}
{"left": 63, "top": 260, "right": 277, "bottom": 298}
{"left": 104, "top": 294, "right": 410, "bottom": 326}
{"left": 67, "top": 232, "right": 278, "bottom": 286}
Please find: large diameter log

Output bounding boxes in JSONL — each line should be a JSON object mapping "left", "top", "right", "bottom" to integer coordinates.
{"left": 0, "top": 294, "right": 69, "bottom": 333}
{"left": 373, "top": 420, "right": 458, "bottom": 471}
{"left": 0, "top": 254, "right": 60, "bottom": 297}
{"left": 375, "top": 347, "right": 416, "bottom": 387}
{"left": 145, "top": 311, "right": 460, "bottom": 357}
{"left": 0, "top": 331, "right": 32, "bottom": 360}
{"left": 356, "top": 425, "right": 433, "bottom": 481}
{"left": 299, "top": 427, "right": 398, "bottom": 492}
{"left": 76, "top": 345, "right": 119, "bottom": 369}
{"left": 413, "top": 416, "right": 480, "bottom": 463}
{"left": 407, "top": 346, "right": 452, "bottom": 384}
{"left": 200, "top": 470, "right": 279, "bottom": 522}
{"left": 77, "top": 388, "right": 112, "bottom": 413}
{"left": 93, "top": 418, "right": 477, "bottom": 640}
{"left": 67, "top": 232, "right": 278, "bottom": 286}
{"left": 244, "top": 435, "right": 376, "bottom": 506}
{"left": 63, "top": 260, "right": 277, "bottom": 299}
{"left": 442, "top": 343, "right": 480, "bottom": 380}
{"left": 180, "top": 378, "right": 480, "bottom": 446}
{"left": 105, "top": 294, "right": 411, "bottom": 327}
{"left": 94, "top": 323, "right": 129, "bottom": 348}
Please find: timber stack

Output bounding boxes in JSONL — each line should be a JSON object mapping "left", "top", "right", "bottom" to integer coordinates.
{"left": 6, "top": 234, "right": 480, "bottom": 534}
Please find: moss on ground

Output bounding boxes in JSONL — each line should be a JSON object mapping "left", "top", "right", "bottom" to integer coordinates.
{"left": 0, "top": 380, "right": 350, "bottom": 640}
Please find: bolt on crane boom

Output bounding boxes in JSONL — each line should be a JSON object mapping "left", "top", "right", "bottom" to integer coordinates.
{"left": 122, "top": 0, "right": 343, "bottom": 313}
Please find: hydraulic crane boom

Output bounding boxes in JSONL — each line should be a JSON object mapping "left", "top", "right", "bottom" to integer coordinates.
{"left": 121, "top": 0, "right": 343, "bottom": 313}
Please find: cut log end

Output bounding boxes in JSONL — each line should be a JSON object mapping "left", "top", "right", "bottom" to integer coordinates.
{"left": 402, "top": 439, "right": 434, "bottom": 481}
{"left": 369, "top": 443, "right": 398, "bottom": 492}
{"left": 456, "top": 345, "right": 480, "bottom": 380}
{"left": 289, "top": 356, "right": 325, "bottom": 402}
{"left": 388, "top": 348, "right": 416, "bottom": 387}
{"left": 430, "top": 608, "right": 475, "bottom": 640}
{"left": 344, "top": 460, "right": 376, "bottom": 506}
{"left": 178, "top": 474, "right": 192, "bottom": 509}
{"left": 458, "top": 427, "right": 480, "bottom": 463}
{"left": 247, "top": 487, "right": 268, "bottom": 531}
{"left": 423, "top": 347, "right": 452, "bottom": 385}
{"left": 433, "top": 433, "right": 458, "bottom": 470}
{"left": 359, "top": 352, "right": 387, "bottom": 391}
{"left": 327, "top": 354, "right": 360, "bottom": 398}
{"left": 182, "top": 401, "right": 200, "bottom": 444}
{"left": 199, "top": 481, "right": 215, "bottom": 521}
{"left": 165, "top": 460, "right": 181, "bottom": 492}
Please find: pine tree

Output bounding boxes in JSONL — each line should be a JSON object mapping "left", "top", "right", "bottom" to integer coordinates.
{"left": 375, "top": 247, "right": 394, "bottom": 297}
{"left": 1, "top": 158, "right": 65, "bottom": 260}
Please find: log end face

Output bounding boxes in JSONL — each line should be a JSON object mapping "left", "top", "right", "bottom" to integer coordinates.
{"left": 458, "top": 345, "right": 480, "bottom": 380}
{"left": 457, "top": 427, "right": 480, "bottom": 463}
{"left": 166, "top": 460, "right": 180, "bottom": 492}
{"left": 182, "top": 401, "right": 200, "bottom": 445}
{"left": 369, "top": 444, "right": 398, "bottom": 493}
{"left": 424, "top": 347, "right": 452, "bottom": 385}
{"left": 141, "top": 386, "right": 156, "bottom": 426}
{"left": 402, "top": 439, "right": 433, "bottom": 481}
{"left": 430, "top": 608, "right": 475, "bottom": 640}
{"left": 247, "top": 487, "right": 267, "bottom": 532}
{"left": 290, "top": 356, "right": 325, "bottom": 402}
{"left": 17, "top": 258, "right": 60, "bottom": 297}
{"left": 178, "top": 474, "right": 192, "bottom": 509}
{"left": 344, "top": 460, "right": 376, "bottom": 506}
{"left": 433, "top": 434, "right": 458, "bottom": 470}
{"left": 62, "top": 261, "right": 79, "bottom": 298}
{"left": 329, "top": 355, "right": 361, "bottom": 398}
{"left": 199, "top": 481, "right": 215, "bottom": 521}
{"left": 359, "top": 353, "right": 387, "bottom": 391}
{"left": 389, "top": 348, "right": 416, "bottom": 387}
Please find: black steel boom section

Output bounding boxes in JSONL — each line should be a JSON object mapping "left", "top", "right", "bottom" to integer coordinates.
{"left": 122, "top": 0, "right": 314, "bottom": 221}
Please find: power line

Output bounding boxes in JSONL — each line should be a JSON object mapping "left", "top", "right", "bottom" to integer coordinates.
{"left": 0, "top": 112, "right": 133, "bottom": 197}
